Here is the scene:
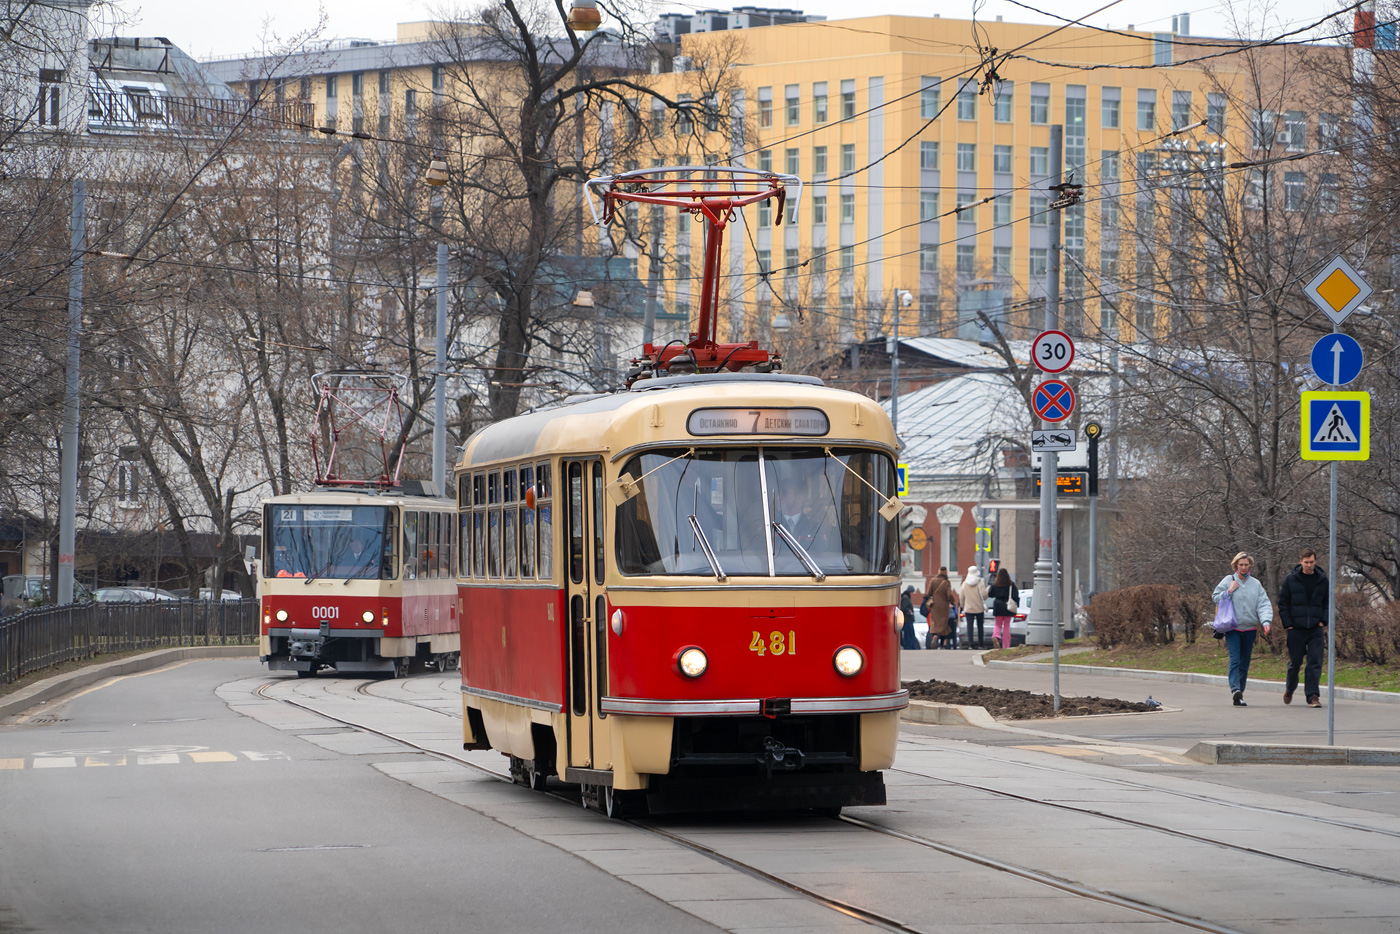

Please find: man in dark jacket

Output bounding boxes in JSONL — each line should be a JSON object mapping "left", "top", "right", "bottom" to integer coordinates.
{"left": 1277, "top": 548, "right": 1329, "bottom": 707}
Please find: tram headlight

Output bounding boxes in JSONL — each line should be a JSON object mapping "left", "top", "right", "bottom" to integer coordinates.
{"left": 275, "top": 609, "right": 289, "bottom": 622}
{"left": 833, "top": 645, "right": 864, "bottom": 678}
{"left": 676, "top": 646, "right": 708, "bottom": 679}
{"left": 362, "top": 610, "right": 375, "bottom": 623}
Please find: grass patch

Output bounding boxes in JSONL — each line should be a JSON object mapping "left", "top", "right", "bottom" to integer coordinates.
{"left": 1021, "top": 638, "right": 1400, "bottom": 693}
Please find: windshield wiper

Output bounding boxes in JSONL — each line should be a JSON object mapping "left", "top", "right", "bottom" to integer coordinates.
{"left": 772, "top": 522, "right": 826, "bottom": 582}
{"left": 687, "top": 515, "right": 727, "bottom": 582}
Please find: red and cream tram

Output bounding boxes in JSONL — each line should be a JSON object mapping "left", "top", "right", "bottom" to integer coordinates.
{"left": 455, "top": 375, "right": 907, "bottom": 814}
{"left": 259, "top": 488, "right": 460, "bottom": 677}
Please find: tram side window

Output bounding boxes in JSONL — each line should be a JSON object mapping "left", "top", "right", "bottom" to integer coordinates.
{"left": 567, "top": 462, "right": 585, "bottom": 585}
{"left": 382, "top": 508, "right": 399, "bottom": 580}
{"left": 519, "top": 464, "right": 535, "bottom": 578}
{"left": 592, "top": 462, "right": 605, "bottom": 586}
{"left": 472, "top": 474, "right": 486, "bottom": 578}
{"left": 403, "top": 511, "right": 419, "bottom": 580}
{"left": 503, "top": 468, "right": 518, "bottom": 578}
{"left": 458, "top": 476, "right": 471, "bottom": 577}
{"left": 488, "top": 471, "right": 502, "bottom": 578}
{"left": 430, "top": 512, "right": 442, "bottom": 578}
{"left": 536, "top": 462, "right": 553, "bottom": 580}
{"left": 445, "top": 509, "right": 455, "bottom": 577}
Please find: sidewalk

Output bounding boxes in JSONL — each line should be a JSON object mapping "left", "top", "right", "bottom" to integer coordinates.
{"left": 898, "top": 647, "right": 1400, "bottom": 763}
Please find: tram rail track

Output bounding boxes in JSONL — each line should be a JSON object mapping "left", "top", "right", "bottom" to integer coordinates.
{"left": 248, "top": 675, "right": 1290, "bottom": 933}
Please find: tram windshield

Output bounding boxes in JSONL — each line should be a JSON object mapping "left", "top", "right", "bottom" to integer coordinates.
{"left": 265, "top": 504, "right": 396, "bottom": 580}
{"left": 615, "top": 447, "right": 897, "bottom": 577}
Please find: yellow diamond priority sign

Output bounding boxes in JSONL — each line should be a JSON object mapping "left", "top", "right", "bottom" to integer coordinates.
{"left": 1304, "top": 256, "right": 1372, "bottom": 326}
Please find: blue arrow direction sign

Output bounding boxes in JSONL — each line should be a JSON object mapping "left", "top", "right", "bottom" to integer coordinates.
{"left": 1310, "top": 333, "right": 1363, "bottom": 386}
{"left": 1032, "top": 379, "right": 1075, "bottom": 423}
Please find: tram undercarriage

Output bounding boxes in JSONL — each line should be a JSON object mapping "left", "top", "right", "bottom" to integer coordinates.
{"left": 264, "top": 629, "right": 460, "bottom": 677}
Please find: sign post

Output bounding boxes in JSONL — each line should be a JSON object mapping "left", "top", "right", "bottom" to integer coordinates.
{"left": 1029, "top": 334, "right": 1075, "bottom": 693}
{"left": 1302, "top": 255, "right": 1372, "bottom": 745}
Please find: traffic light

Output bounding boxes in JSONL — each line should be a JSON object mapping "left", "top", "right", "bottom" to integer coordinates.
{"left": 898, "top": 508, "right": 916, "bottom": 545}
{"left": 988, "top": 557, "right": 1000, "bottom": 576}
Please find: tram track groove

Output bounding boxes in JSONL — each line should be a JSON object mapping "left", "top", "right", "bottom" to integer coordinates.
{"left": 251, "top": 676, "right": 1272, "bottom": 933}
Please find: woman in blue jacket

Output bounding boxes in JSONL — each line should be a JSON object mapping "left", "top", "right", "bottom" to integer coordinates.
{"left": 1212, "top": 552, "right": 1273, "bottom": 706}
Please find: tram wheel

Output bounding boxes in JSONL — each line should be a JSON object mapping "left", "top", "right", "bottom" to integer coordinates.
{"left": 296, "top": 667, "right": 317, "bottom": 679}
{"left": 447, "top": 652, "right": 460, "bottom": 671}
{"left": 393, "top": 658, "right": 410, "bottom": 679}
{"left": 602, "top": 786, "right": 629, "bottom": 819}
{"left": 580, "top": 784, "right": 600, "bottom": 810}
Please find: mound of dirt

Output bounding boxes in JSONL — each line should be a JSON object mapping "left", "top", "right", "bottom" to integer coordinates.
{"left": 905, "top": 679, "right": 1162, "bottom": 720}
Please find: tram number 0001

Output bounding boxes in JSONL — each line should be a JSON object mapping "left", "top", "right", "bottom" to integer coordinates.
{"left": 310, "top": 606, "right": 340, "bottom": 619}
{"left": 749, "top": 630, "right": 796, "bottom": 656}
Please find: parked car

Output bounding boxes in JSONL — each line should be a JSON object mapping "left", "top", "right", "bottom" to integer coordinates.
{"left": 93, "top": 586, "right": 181, "bottom": 603}
{"left": 196, "top": 588, "right": 245, "bottom": 603}
{"left": 2, "top": 575, "right": 93, "bottom": 614}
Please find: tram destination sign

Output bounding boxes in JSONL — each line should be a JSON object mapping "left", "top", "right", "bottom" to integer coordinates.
{"left": 687, "top": 407, "right": 831, "bottom": 436}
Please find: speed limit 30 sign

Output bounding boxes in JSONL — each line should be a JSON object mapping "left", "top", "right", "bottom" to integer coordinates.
{"left": 1032, "top": 330, "right": 1075, "bottom": 374}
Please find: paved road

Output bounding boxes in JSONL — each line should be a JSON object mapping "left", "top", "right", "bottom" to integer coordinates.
{"left": 4, "top": 656, "right": 1400, "bottom": 934}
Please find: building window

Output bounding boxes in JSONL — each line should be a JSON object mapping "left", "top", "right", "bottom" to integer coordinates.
{"left": 1102, "top": 150, "right": 1120, "bottom": 180}
{"left": 1318, "top": 112, "right": 1341, "bottom": 148}
{"left": 1100, "top": 248, "right": 1119, "bottom": 281}
{"left": 840, "top": 245, "right": 855, "bottom": 270}
{"left": 956, "top": 143, "right": 976, "bottom": 171}
{"left": 785, "top": 147, "right": 799, "bottom": 175}
{"left": 756, "top": 249, "right": 771, "bottom": 276}
{"left": 1153, "top": 33, "right": 1173, "bottom": 65}
{"left": 117, "top": 447, "right": 140, "bottom": 504}
{"left": 813, "top": 82, "right": 828, "bottom": 123}
{"left": 841, "top": 79, "right": 856, "bottom": 119}
{"left": 1171, "top": 90, "right": 1192, "bottom": 131}
{"left": 919, "top": 190, "right": 939, "bottom": 221}
{"left": 432, "top": 65, "right": 443, "bottom": 92}
{"left": 1030, "top": 147, "right": 1048, "bottom": 176}
{"left": 1320, "top": 173, "right": 1340, "bottom": 213}
{"left": 758, "top": 149, "right": 772, "bottom": 172}
{"left": 956, "top": 244, "right": 976, "bottom": 275}
{"left": 785, "top": 84, "right": 800, "bottom": 126}
{"left": 993, "top": 246, "right": 1012, "bottom": 277}
{"left": 1207, "top": 93, "right": 1226, "bottom": 136}
{"left": 993, "top": 144, "right": 1012, "bottom": 173}
{"left": 352, "top": 71, "right": 364, "bottom": 97}
{"left": 758, "top": 87, "right": 772, "bottom": 127}
{"left": 1284, "top": 172, "right": 1305, "bottom": 211}
{"left": 1102, "top": 87, "right": 1120, "bottom": 128}
{"left": 1102, "top": 198, "right": 1120, "bottom": 228}
{"left": 1030, "top": 83, "right": 1049, "bottom": 124}
{"left": 840, "top": 193, "right": 855, "bottom": 223}
{"left": 841, "top": 143, "right": 855, "bottom": 174}
{"left": 1029, "top": 248, "right": 1048, "bottom": 278}
{"left": 1283, "top": 110, "right": 1306, "bottom": 151}
{"left": 326, "top": 74, "right": 337, "bottom": 99}
{"left": 758, "top": 201, "right": 772, "bottom": 227}
{"left": 994, "top": 81, "right": 1012, "bottom": 122}
{"left": 38, "top": 68, "right": 62, "bottom": 126}
{"left": 993, "top": 195, "right": 1011, "bottom": 226}
{"left": 919, "top": 244, "right": 938, "bottom": 272}
{"left": 813, "top": 145, "right": 828, "bottom": 175}
{"left": 920, "top": 141, "right": 939, "bottom": 170}
{"left": 957, "top": 84, "right": 976, "bottom": 120}
{"left": 920, "top": 77, "right": 941, "bottom": 118}
{"left": 812, "top": 195, "right": 827, "bottom": 225}
{"left": 956, "top": 191, "right": 976, "bottom": 223}
{"left": 703, "top": 91, "right": 719, "bottom": 131}
{"left": 1245, "top": 169, "right": 1269, "bottom": 209}
{"left": 1030, "top": 194, "right": 1049, "bottom": 225}
{"left": 1252, "top": 110, "right": 1276, "bottom": 149}
{"left": 1137, "top": 90, "right": 1156, "bottom": 131}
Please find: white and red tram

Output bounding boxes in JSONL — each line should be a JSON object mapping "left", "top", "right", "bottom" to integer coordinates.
{"left": 260, "top": 488, "right": 460, "bottom": 677}
{"left": 455, "top": 374, "right": 907, "bottom": 814}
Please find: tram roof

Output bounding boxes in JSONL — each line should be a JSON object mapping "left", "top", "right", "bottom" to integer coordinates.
{"left": 262, "top": 487, "right": 455, "bottom": 507}
{"left": 459, "top": 373, "right": 897, "bottom": 468}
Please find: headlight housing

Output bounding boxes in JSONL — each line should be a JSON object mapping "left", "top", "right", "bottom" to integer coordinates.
{"left": 275, "top": 609, "right": 288, "bottom": 622}
{"left": 676, "top": 646, "right": 708, "bottom": 678}
{"left": 362, "top": 610, "right": 375, "bottom": 623}
{"left": 833, "top": 645, "right": 864, "bottom": 677}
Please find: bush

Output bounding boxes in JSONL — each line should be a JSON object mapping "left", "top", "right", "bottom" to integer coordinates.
{"left": 1087, "top": 585, "right": 1204, "bottom": 649}
{"left": 1333, "top": 595, "right": 1400, "bottom": 665}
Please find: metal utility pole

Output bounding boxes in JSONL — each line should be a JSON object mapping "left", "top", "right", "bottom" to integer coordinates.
{"left": 890, "top": 291, "right": 900, "bottom": 437}
{"left": 433, "top": 243, "right": 448, "bottom": 497}
{"left": 1029, "top": 127, "right": 1063, "bottom": 669}
{"left": 58, "top": 179, "right": 85, "bottom": 605}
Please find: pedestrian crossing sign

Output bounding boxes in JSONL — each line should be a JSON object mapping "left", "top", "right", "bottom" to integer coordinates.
{"left": 1301, "top": 390, "right": 1370, "bottom": 461}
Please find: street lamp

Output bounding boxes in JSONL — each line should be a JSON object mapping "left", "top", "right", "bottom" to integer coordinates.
{"left": 427, "top": 158, "right": 448, "bottom": 495}
{"left": 889, "top": 288, "right": 913, "bottom": 437}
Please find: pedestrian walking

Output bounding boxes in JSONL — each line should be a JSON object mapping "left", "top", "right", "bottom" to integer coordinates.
{"left": 959, "top": 565, "right": 989, "bottom": 649}
{"left": 1277, "top": 548, "right": 1329, "bottom": 708}
{"left": 1212, "top": 552, "right": 1273, "bottom": 706}
{"left": 899, "top": 586, "right": 919, "bottom": 650}
{"left": 987, "top": 567, "right": 1019, "bottom": 650}
{"left": 924, "top": 568, "right": 956, "bottom": 649}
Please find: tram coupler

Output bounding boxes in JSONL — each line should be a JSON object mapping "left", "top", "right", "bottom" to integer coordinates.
{"left": 762, "top": 737, "right": 805, "bottom": 775}
{"left": 288, "top": 628, "right": 325, "bottom": 660}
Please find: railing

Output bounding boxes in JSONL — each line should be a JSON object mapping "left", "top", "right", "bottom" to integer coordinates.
{"left": 87, "top": 91, "right": 316, "bottom": 133}
{"left": 0, "top": 600, "right": 260, "bottom": 686}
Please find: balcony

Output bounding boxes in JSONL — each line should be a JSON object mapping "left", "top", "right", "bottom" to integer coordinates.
{"left": 88, "top": 90, "right": 316, "bottom": 135}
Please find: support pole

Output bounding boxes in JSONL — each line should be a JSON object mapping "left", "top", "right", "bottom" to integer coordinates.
{"left": 890, "top": 290, "right": 900, "bottom": 437}
{"left": 433, "top": 243, "right": 448, "bottom": 497}
{"left": 58, "top": 179, "right": 84, "bottom": 605}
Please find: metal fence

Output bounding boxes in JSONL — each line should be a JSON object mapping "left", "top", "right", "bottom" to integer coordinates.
{"left": 1, "top": 600, "right": 259, "bottom": 687}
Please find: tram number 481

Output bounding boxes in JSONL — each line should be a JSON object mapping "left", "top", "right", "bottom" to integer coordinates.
{"left": 750, "top": 630, "right": 797, "bottom": 656}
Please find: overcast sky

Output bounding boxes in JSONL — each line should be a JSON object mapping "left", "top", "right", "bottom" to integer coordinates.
{"left": 104, "top": 1, "right": 1349, "bottom": 62}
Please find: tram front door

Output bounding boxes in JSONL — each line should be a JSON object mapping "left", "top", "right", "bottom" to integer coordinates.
{"left": 563, "top": 459, "right": 611, "bottom": 776}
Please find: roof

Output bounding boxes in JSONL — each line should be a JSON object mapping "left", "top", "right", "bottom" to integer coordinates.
{"left": 886, "top": 372, "right": 1028, "bottom": 478}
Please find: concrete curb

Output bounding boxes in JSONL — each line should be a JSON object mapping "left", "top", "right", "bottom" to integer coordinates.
{"left": 0, "top": 645, "right": 257, "bottom": 720}
{"left": 901, "top": 699, "right": 999, "bottom": 728}
{"left": 985, "top": 658, "right": 1400, "bottom": 705}
{"left": 1186, "top": 741, "right": 1400, "bottom": 766}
